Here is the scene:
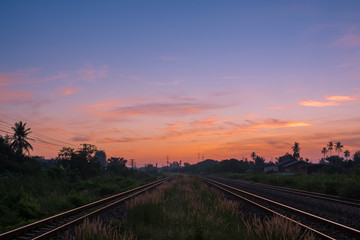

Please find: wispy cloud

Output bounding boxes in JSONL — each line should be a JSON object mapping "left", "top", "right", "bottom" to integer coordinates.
{"left": 151, "top": 80, "right": 180, "bottom": 86}
{"left": 332, "top": 33, "right": 360, "bottom": 48}
{"left": 0, "top": 68, "right": 67, "bottom": 86}
{"left": 245, "top": 119, "right": 311, "bottom": 128}
{"left": 0, "top": 65, "right": 108, "bottom": 87}
{"left": 84, "top": 102, "right": 224, "bottom": 118}
{"left": 325, "top": 95, "right": 356, "bottom": 101}
{"left": 58, "top": 87, "right": 79, "bottom": 95}
{"left": 300, "top": 94, "right": 358, "bottom": 107}
{"left": 98, "top": 116, "right": 310, "bottom": 144}
{"left": 76, "top": 65, "right": 108, "bottom": 82}
{"left": 0, "top": 88, "right": 33, "bottom": 104}
{"left": 267, "top": 106, "right": 284, "bottom": 110}
{"left": 300, "top": 99, "right": 339, "bottom": 107}
{"left": 218, "top": 75, "right": 244, "bottom": 80}
{"left": 79, "top": 99, "right": 124, "bottom": 108}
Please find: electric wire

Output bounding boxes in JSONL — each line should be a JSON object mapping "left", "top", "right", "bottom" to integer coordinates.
{"left": 0, "top": 119, "right": 77, "bottom": 148}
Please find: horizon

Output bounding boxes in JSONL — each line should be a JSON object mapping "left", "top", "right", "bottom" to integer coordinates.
{"left": 1, "top": 1, "right": 360, "bottom": 165}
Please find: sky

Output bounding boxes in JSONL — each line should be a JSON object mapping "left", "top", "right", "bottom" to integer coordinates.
{"left": 1, "top": 1, "right": 360, "bottom": 166}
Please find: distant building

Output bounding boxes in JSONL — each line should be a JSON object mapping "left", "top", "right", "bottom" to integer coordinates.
{"left": 170, "top": 161, "right": 179, "bottom": 168}
{"left": 284, "top": 160, "right": 306, "bottom": 173}
{"left": 264, "top": 165, "right": 279, "bottom": 173}
{"left": 94, "top": 150, "right": 106, "bottom": 167}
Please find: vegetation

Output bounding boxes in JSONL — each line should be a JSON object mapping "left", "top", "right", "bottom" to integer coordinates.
{"left": 65, "top": 176, "right": 314, "bottom": 240}
{"left": 0, "top": 121, "right": 164, "bottom": 233}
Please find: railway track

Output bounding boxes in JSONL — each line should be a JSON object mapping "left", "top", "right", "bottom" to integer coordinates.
{"left": 211, "top": 176, "right": 360, "bottom": 207}
{"left": 203, "top": 177, "right": 360, "bottom": 240}
{"left": 0, "top": 176, "right": 172, "bottom": 240}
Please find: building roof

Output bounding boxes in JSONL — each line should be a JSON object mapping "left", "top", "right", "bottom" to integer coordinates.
{"left": 284, "top": 160, "right": 305, "bottom": 168}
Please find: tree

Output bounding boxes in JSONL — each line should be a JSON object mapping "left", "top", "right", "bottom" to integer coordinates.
{"left": 344, "top": 150, "right": 350, "bottom": 161}
{"left": 354, "top": 151, "right": 360, "bottom": 165}
{"left": 327, "top": 141, "right": 333, "bottom": 156}
{"left": 107, "top": 157, "right": 128, "bottom": 175}
{"left": 276, "top": 153, "right": 294, "bottom": 164}
{"left": 334, "top": 142, "right": 343, "bottom": 156}
{"left": 254, "top": 156, "right": 265, "bottom": 170}
{"left": 251, "top": 152, "right": 256, "bottom": 160}
{"left": 10, "top": 121, "right": 33, "bottom": 156}
{"left": 292, "top": 142, "right": 300, "bottom": 160}
{"left": 321, "top": 147, "right": 328, "bottom": 159}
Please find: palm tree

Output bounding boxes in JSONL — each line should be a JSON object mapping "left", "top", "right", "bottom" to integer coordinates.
{"left": 10, "top": 121, "right": 33, "bottom": 155}
{"left": 321, "top": 147, "right": 328, "bottom": 159}
{"left": 344, "top": 150, "right": 350, "bottom": 161}
{"left": 292, "top": 142, "right": 300, "bottom": 160}
{"left": 327, "top": 141, "right": 333, "bottom": 156}
{"left": 334, "top": 142, "right": 343, "bottom": 156}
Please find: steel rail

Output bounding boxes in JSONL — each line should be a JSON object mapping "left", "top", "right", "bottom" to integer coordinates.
{"left": 0, "top": 176, "right": 171, "bottom": 240}
{"left": 203, "top": 177, "right": 360, "bottom": 240}
{"left": 211, "top": 176, "right": 360, "bottom": 207}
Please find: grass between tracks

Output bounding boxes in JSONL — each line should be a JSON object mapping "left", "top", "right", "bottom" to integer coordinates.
{"left": 223, "top": 172, "right": 360, "bottom": 199}
{"left": 67, "top": 175, "right": 314, "bottom": 240}
{"left": 0, "top": 172, "right": 162, "bottom": 233}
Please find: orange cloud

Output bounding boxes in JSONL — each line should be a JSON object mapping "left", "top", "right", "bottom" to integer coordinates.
{"left": 299, "top": 99, "right": 339, "bottom": 107}
{"left": 325, "top": 95, "right": 356, "bottom": 101}
{"left": 58, "top": 88, "right": 79, "bottom": 95}
{"left": 246, "top": 119, "right": 311, "bottom": 128}
{"left": 300, "top": 94, "right": 358, "bottom": 107}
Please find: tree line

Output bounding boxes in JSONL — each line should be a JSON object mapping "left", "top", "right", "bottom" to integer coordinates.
{"left": 0, "top": 121, "right": 142, "bottom": 179}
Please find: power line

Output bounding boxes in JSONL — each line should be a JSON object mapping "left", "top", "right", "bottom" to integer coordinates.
{"left": 1, "top": 128, "right": 65, "bottom": 149}
{"left": 0, "top": 129, "right": 60, "bottom": 151}
{"left": 0, "top": 119, "right": 77, "bottom": 148}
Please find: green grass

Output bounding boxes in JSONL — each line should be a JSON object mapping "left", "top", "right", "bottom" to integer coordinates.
{"left": 66, "top": 175, "right": 315, "bottom": 240}
{"left": 0, "top": 172, "right": 162, "bottom": 233}
{"left": 223, "top": 172, "right": 360, "bottom": 199}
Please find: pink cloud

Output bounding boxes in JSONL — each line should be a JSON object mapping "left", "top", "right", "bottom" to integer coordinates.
{"left": 152, "top": 80, "right": 180, "bottom": 86}
{"left": 332, "top": 33, "right": 360, "bottom": 48}
{"left": 83, "top": 101, "right": 227, "bottom": 118}
{"left": 77, "top": 65, "right": 108, "bottom": 81}
{"left": 58, "top": 87, "right": 79, "bottom": 95}
{"left": 0, "top": 88, "right": 33, "bottom": 104}
{"left": 267, "top": 106, "right": 284, "bottom": 110}
{"left": 79, "top": 99, "right": 124, "bottom": 108}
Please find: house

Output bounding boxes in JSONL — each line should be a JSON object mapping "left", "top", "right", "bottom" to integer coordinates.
{"left": 284, "top": 160, "right": 306, "bottom": 173}
{"left": 264, "top": 165, "right": 279, "bottom": 173}
{"left": 277, "top": 159, "right": 297, "bottom": 172}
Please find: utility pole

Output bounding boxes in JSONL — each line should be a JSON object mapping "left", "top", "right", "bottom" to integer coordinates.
{"left": 130, "top": 159, "right": 134, "bottom": 169}
{"left": 166, "top": 155, "right": 169, "bottom": 166}
{"left": 197, "top": 146, "right": 200, "bottom": 162}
